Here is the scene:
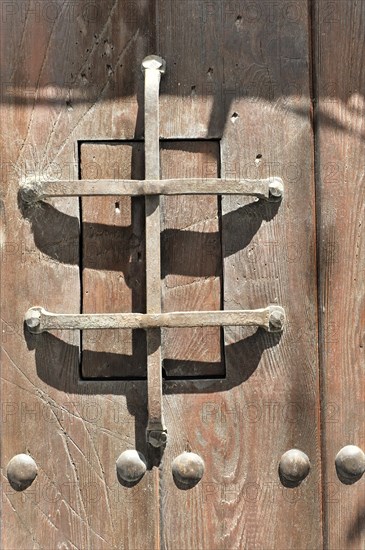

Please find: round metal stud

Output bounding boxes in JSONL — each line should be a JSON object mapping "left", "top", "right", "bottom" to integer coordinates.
{"left": 7, "top": 454, "right": 38, "bottom": 491}
{"left": 19, "top": 181, "right": 42, "bottom": 205}
{"left": 279, "top": 449, "right": 310, "bottom": 485}
{"left": 269, "top": 307, "right": 285, "bottom": 332}
{"left": 335, "top": 445, "right": 365, "bottom": 484}
{"left": 268, "top": 177, "right": 284, "bottom": 200}
{"left": 116, "top": 450, "right": 147, "bottom": 484}
{"left": 172, "top": 452, "right": 205, "bottom": 487}
{"left": 25, "top": 307, "right": 42, "bottom": 333}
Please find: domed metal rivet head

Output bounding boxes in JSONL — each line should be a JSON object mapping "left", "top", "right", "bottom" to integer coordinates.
{"left": 116, "top": 450, "right": 147, "bottom": 484}
{"left": 172, "top": 452, "right": 205, "bottom": 488}
{"left": 268, "top": 177, "right": 284, "bottom": 200}
{"left": 7, "top": 454, "right": 38, "bottom": 491}
{"left": 279, "top": 449, "right": 310, "bottom": 486}
{"left": 25, "top": 307, "right": 42, "bottom": 333}
{"left": 268, "top": 307, "right": 285, "bottom": 332}
{"left": 19, "top": 181, "right": 42, "bottom": 205}
{"left": 335, "top": 445, "right": 365, "bottom": 484}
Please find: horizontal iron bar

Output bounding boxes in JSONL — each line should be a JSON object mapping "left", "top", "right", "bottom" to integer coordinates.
{"left": 25, "top": 305, "right": 285, "bottom": 334}
{"left": 20, "top": 177, "right": 283, "bottom": 202}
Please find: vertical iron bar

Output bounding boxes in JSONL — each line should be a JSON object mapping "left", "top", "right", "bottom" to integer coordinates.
{"left": 142, "top": 56, "right": 167, "bottom": 447}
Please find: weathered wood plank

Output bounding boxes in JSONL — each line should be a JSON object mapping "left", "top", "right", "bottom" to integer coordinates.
{"left": 159, "top": 1, "right": 322, "bottom": 549}
{"left": 314, "top": 1, "right": 365, "bottom": 548}
{"left": 1, "top": 1, "right": 158, "bottom": 548}
{"left": 81, "top": 142, "right": 147, "bottom": 378}
{"left": 160, "top": 141, "right": 224, "bottom": 378}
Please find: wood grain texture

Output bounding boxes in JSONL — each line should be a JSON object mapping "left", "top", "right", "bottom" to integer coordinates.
{"left": 159, "top": 2, "right": 322, "bottom": 549}
{"left": 314, "top": 1, "right": 365, "bottom": 548}
{"left": 160, "top": 141, "right": 223, "bottom": 378}
{"left": 1, "top": 1, "right": 158, "bottom": 549}
{"left": 80, "top": 141, "right": 223, "bottom": 379}
{"left": 1, "top": 0, "right": 325, "bottom": 548}
{"left": 81, "top": 142, "right": 147, "bottom": 378}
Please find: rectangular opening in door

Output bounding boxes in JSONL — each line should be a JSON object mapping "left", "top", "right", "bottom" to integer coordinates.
{"left": 79, "top": 140, "right": 225, "bottom": 380}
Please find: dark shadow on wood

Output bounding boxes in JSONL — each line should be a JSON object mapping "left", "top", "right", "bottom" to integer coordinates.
{"left": 18, "top": 194, "right": 280, "bottom": 273}
{"left": 19, "top": 191, "right": 281, "bottom": 379}
{"left": 278, "top": 467, "right": 307, "bottom": 489}
{"left": 25, "top": 325, "right": 281, "bottom": 389}
{"left": 335, "top": 468, "right": 364, "bottom": 486}
{"left": 347, "top": 502, "right": 365, "bottom": 544}
{"left": 79, "top": 142, "right": 148, "bottom": 378}
{"left": 24, "top": 323, "right": 281, "bottom": 467}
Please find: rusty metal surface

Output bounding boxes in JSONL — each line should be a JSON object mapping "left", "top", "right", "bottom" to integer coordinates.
{"left": 25, "top": 305, "right": 285, "bottom": 333}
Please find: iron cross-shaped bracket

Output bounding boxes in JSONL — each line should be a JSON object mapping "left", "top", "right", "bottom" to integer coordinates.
{"left": 23, "top": 56, "right": 286, "bottom": 448}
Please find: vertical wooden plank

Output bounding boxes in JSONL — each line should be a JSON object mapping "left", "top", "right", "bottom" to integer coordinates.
{"left": 159, "top": 1, "right": 322, "bottom": 548}
{"left": 81, "top": 142, "right": 147, "bottom": 378}
{"left": 1, "top": 1, "right": 158, "bottom": 548}
{"left": 314, "top": 1, "right": 365, "bottom": 548}
{"left": 158, "top": 0, "right": 224, "bottom": 138}
{"left": 160, "top": 141, "right": 224, "bottom": 378}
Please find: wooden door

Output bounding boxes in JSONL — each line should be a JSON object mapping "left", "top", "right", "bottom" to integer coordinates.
{"left": 0, "top": 1, "right": 362, "bottom": 549}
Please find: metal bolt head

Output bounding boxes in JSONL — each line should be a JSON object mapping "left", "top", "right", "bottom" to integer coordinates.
{"left": 269, "top": 307, "right": 285, "bottom": 332}
{"left": 19, "top": 184, "right": 34, "bottom": 204}
{"left": 141, "top": 55, "right": 166, "bottom": 74}
{"left": 116, "top": 450, "right": 147, "bottom": 484}
{"left": 25, "top": 307, "right": 42, "bottom": 333}
{"left": 269, "top": 178, "right": 284, "bottom": 200}
{"left": 279, "top": 449, "right": 310, "bottom": 484}
{"left": 147, "top": 430, "right": 167, "bottom": 448}
{"left": 335, "top": 445, "right": 365, "bottom": 484}
{"left": 19, "top": 182, "right": 41, "bottom": 204}
{"left": 7, "top": 454, "right": 38, "bottom": 491}
{"left": 172, "top": 452, "right": 205, "bottom": 487}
